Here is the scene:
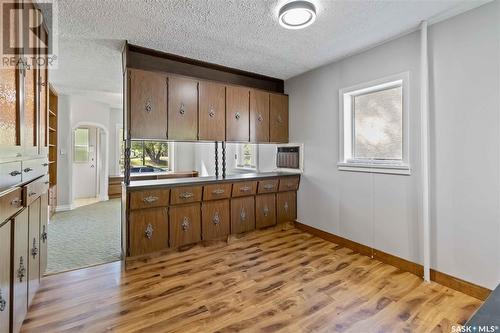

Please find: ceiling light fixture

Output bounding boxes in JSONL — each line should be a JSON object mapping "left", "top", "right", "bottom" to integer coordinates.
{"left": 278, "top": 1, "right": 317, "bottom": 30}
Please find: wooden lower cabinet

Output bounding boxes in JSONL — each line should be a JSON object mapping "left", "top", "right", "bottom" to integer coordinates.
{"left": 129, "top": 208, "right": 169, "bottom": 256}
{"left": 277, "top": 191, "right": 297, "bottom": 223}
{"left": 40, "top": 193, "right": 49, "bottom": 276}
{"left": 230, "top": 197, "right": 255, "bottom": 234}
{"left": 0, "top": 221, "right": 11, "bottom": 333}
{"left": 169, "top": 204, "right": 201, "bottom": 247}
{"left": 202, "top": 200, "right": 230, "bottom": 241}
{"left": 28, "top": 197, "right": 41, "bottom": 306}
{"left": 12, "top": 209, "right": 29, "bottom": 333}
{"left": 256, "top": 194, "right": 276, "bottom": 229}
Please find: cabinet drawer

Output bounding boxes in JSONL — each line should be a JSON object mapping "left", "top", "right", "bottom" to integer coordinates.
{"left": 277, "top": 191, "right": 297, "bottom": 223}
{"left": 169, "top": 204, "right": 201, "bottom": 247}
{"left": 257, "top": 178, "right": 279, "bottom": 194}
{"left": 23, "top": 175, "right": 49, "bottom": 207}
{"left": 278, "top": 176, "right": 300, "bottom": 192}
{"left": 203, "top": 183, "right": 232, "bottom": 201}
{"left": 0, "top": 161, "right": 22, "bottom": 189}
{"left": 0, "top": 221, "right": 11, "bottom": 333}
{"left": 129, "top": 208, "right": 169, "bottom": 256}
{"left": 230, "top": 197, "right": 255, "bottom": 234}
{"left": 202, "top": 200, "right": 230, "bottom": 241}
{"left": 22, "top": 158, "right": 49, "bottom": 183}
{"left": 130, "top": 189, "right": 170, "bottom": 210}
{"left": 232, "top": 181, "right": 257, "bottom": 197}
{"left": 256, "top": 194, "right": 276, "bottom": 229}
{"left": 170, "top": 186, "right": 202, "bottom": 205}
{"left": 0, "top": 187, "right": 23, "bottom": 223}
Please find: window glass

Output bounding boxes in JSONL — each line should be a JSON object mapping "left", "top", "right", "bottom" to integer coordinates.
{"left": 74, "top": 128, "right": 89, "bottom": 162}
{"left": 353, "top": 86, "right": 403, "bottom": 160}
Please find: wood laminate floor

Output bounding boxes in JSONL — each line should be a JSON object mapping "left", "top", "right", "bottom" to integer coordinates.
{"left": 21, "top": 225, "right": 481, "bottom": 333}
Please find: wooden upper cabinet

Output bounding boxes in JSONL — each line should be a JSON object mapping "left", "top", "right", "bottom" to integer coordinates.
{"left": 129, "top": 69, "right": 167, "bottom": 139}
{"left": 168, "top": 76, "right": 198, "bottom": 140}
{"left": 226, "top": 86, "right": 249, "bottom": 142}
{"left": 270, "top": 93, "right": 289, "bottom": 143}
{"left": 250, "top": 90, "right": 270, "bottom": 143}
{"left": 199, "top": 81, "right": 225, "bottom": 141}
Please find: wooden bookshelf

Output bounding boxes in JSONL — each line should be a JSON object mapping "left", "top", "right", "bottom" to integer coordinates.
{"left": 49, "top": 84, "right": 58, "bottom": 216}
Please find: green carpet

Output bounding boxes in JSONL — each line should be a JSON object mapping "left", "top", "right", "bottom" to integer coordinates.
{"left": 47, "top": 199, "right": 122, "bottom": 274}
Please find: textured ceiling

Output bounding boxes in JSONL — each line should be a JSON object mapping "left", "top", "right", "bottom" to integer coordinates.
{"left": 47, "top": 0, "right": 488, "bottom": 106}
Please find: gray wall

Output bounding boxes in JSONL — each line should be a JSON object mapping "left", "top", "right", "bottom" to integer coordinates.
{"left": 429, "top": 1, "right": 500, "bottom": 289}
{"left": 285, "top": 1, "right": 499, "bottom": 289}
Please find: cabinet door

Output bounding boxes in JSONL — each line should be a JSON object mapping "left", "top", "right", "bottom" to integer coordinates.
{"left": 0, "top": 221, "right": 11, "bottom": 333}
{"left": 199, "top": 81, "right": 225, "bottom": 141}
{"left": 12, "top": 209, "right": 29, "bottom": 333}
{"left": 0, "top": 4, "right": 20, "bottom": 152}
{"left": 270, "top": 93, "right": 289, "bottom": 143}
{"left": 129, "top": 208, "right": 168, "bottom": 256}
{"left": 250, "top": 90, "right": 269, "bottom": 143}
{"left": 230, "top": 197, "right": 255, "bottom": 234}
{"left": 202, "top": 200, "right": 230, "bottom": 241}
{"left": 28, "top": 197, "right": 40, "bottom": 306}
{"left": 168, "top": 76, "right": 198, "bottom": 140}
{"left": 226, "top": 86, "right": 249, "bottom": 142}
{"left": 129, "top": 69, "right": 167, "bottom": 139}
{"left": 169, "top": 204, "right": 201, "bottom": 247}
{"left": 277, "top": 191, "right": 297, "bottom": 223}
{"left": 40, "top": 192, "right": 48, "bottom": 275}
{"left": 256, "top": 194, "right": 276, "bottom": 229}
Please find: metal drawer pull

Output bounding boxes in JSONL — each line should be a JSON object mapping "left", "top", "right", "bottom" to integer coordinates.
{"left": 240, "top": 209, "right": 246, "bottom": 221}
{"left": 179, "top": 103, "right": 185, "bottom": 115}
{"left": 179, "top": 192, "right": 194, "bottom": 199}
{"left": 143, "top": 196, "right": 159, "bottom": 204}
{"left": 258, "top": 114, "right": 263, "bottom": 122}
{"left": 31, "top": 238, "right": 38, "bottom": 258}
{"left": 17, "top": 257, "right": 26, "bottom": 282}
{"left": 42, "top": 163, "right": 49, "bottom": 167}
{"left": 10, "top": 170, "right": 21, "bottom": 176}
{"left": 24, "top": 167, "right": 33, "bottom": 172}
{"left": 263, "top": 184, "right": 274, "bottom": 190}
{"left": 240, "top": 186, "right": 251, "bottom": 192}
{"left": 29, "top": 191, "right": 37, "bottom": 197}
{"left": 42, "top": 225, "right": 47, "bottom": 242}
{"left": 235, "top": 112, "right": 241, "bottom": 120}
{"left": 11, "top": 198, "right": 21, "bottom": 207}
{"left": 145, "top": 223, "right": 154, "bottom": 239}
{"left": 212, "top": 212, "right": 220, "bottom": 225}
{"left": 263, "top": 206, "right": 269, "bottom": 217}
{"left": 208, "top": 106, "right": 215, "bottom": 118}
{"left": 0, "top": 289, "right": 6, "bottom": 312}
{"left": 284, "top": 202, "right": 289, "bottom": 212}
{"left": 212, "top": 189, "right": 225, "bottom": 195}
{"left": 181, "top": 217, "right": 190, "bottom": 231}
{"left": 145, "top": 100, "right": 152, "bottom": 113}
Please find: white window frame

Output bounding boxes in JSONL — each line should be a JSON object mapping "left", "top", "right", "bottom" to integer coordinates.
{"left": 338, "top": 72, "right": 411, "bottom": 175}
{"left": 235, "top": 143, "right": 258, "bottom": 171}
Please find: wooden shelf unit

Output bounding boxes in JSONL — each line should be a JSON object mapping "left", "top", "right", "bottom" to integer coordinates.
{"left": 48, "top": 85, "right": 58, "bottom": 216}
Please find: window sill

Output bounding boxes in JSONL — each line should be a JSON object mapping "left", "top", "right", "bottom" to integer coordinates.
{"left": 337, "top": 162, "right": 411, "bottom": 175}
{"left": 234, "top": 166, "right": 258, "bottom": 172}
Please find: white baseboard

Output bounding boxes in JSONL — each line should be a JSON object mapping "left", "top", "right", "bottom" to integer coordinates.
{"left": 55, "top": 204, "right": 75, "bottom": 212}
{"left": 98, "top": 195, "right": 109, "bottom": 201}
